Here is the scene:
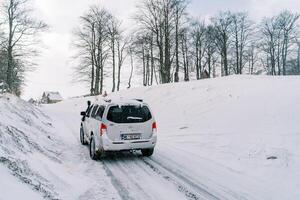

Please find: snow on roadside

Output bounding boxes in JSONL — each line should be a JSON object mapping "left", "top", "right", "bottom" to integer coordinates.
{"left": 0, "top": 94, "right": 120, "bottom": 200}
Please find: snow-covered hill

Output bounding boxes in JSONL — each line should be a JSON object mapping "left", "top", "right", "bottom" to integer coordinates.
{"left": 0, "top": 94, "right": 120, "bottom": 200}
{"left": 1, "top": 75, "right": 300, "bottom": 200}
{"left": 110, "top": 75, "right": 300, "bottom": 199}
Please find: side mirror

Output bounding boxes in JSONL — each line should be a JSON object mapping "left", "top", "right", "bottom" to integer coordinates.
{"left": 80, "top": 111, "right": 86, "bottom": 116}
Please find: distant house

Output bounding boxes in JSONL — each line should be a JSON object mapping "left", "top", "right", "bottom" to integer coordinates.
{"left": 201, "top": 70, "right": 210, "bottom": 79}
{"left": 28, "top": 98, "right": 36, "bottom": 104}
{"left": 41, "top": 92, "right": 63, "bottom": 104}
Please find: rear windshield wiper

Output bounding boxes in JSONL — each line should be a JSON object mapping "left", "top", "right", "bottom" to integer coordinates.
{"left": 127, "top": 116, "right": 143, "bottom": 120}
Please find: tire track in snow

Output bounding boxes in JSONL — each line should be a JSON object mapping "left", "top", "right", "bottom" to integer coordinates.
{"left": 101, "top": 160, "right": 133, "bottom": 200}
{"left": 113, "top": 157, "right": 153, "bottom": 200}
{"left": 101, "top": 156, "right": 153, "bottom": 200}
{"left": 142, "top": 157, "right": 222, "bottom": 200}
{"left": 102, "top": 152, "right": 222, "bottom": 200}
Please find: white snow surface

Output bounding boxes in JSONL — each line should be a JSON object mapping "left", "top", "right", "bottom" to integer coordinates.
{"left": 1, "top": 75, "right": 300, "bottom": 200}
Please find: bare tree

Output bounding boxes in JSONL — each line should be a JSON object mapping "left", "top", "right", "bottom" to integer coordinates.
{"left": 107, "top": 16, "right": 121, "bottom": 92}
{"left": 73, "top": 11, "right": 97, "bottom": 95}
{"left": 180, "top": 27, "right": 190, "bottom": 81}
{"left": 94, "top": 8, "right": 111, "bottom": 95}
{"left": 232, "top": 12, "right": 253, "bottom": 74}
{"left": 247, "top": 42, "right": 259, "bottom": 74}
{"left": 260, "top": 11, "right": 299, "bottom": 76}
{"left": 277, "top": 11, "right": 299, "bottom": 75}
{"left": 190, "top": 19, "right": 207, "bottom": 79}
{"left": 1, "top": 0, "right": 47, "bottom": 94}
{"left": 135, "top": 0, "right": 189, "bottom": 84}
{"left": 174, "top": 0, "right": 188, "bottom": 82}
{"left": 127, "top": 45, "right": 134, "bottom": 89}
{"left": 211, "top": 11, "right": 233, "bottom": 76}
{"left": 116, "top": 34, "right": 128, "bottom": 91}
{"left": 205, "top": 25, "right": 218, "bottom": 77}
{"left": 73, "top": 6, "right": 113, "bottom": 95}
{"left": 261, "top": 16, "right": 279, "bottom": 75}
{"left": 0, "top": 28, "right": 6, "bottom": 83}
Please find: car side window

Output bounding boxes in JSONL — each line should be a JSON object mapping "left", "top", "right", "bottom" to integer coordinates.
{"left": 91, "top": 105, "right": 99, "bottom": 118}
{"left": 96, "top": 106, "right": 105, "bottom": 119}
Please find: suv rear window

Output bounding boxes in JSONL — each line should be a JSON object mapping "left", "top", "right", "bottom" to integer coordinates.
{"left": 107, "top": 105, "right": 152, "bottom": 123}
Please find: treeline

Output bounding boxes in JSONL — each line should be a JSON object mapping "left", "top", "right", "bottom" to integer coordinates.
{"left": 132, "top": 1, "right": 300, "bottom": 84}
{"left": 0, "top": 0, "right": 47, "bottom": 95}
{"left": 74, "top": 0, "right": 300, "bottom": 95}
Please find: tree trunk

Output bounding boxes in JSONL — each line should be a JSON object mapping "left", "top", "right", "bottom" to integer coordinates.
{"left": 112, "top": 35, "right": 116, "bottom": 92}
{"left": 117, "top": 41, "right": 121, "bottom": 91}
{"left": 6, "top": 3, "right": 14, "bottom": 91}
{"left": 128, "top": 49, "right": 134, "bottom": 89}
{"left": 174, "top": 12, "right": 180, "bottom": 83}
{"left": 298, "top": 44, "right": 300, "bottom": 75}
{"left": 90, "top": 52, "right": 95, "bottom": 95}
{"left": 150, "top": 36, "right": 154, "bottom": 85}
{"left": 195, "top": 40, "right": 200, "bottom": 80}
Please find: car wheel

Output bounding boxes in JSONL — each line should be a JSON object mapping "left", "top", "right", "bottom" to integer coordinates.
{"left": 141, "top": 148, "right": 154, "bottom": 157}
{"left": 89, "top": 137, "right": 100, "bottom": 160}
{"left": 80, "top": 126, "right": 87, "bottom": 145}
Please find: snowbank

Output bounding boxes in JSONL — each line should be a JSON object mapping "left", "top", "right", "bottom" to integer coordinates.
{"left": 0, "top": 94, "right": 120, "bottom": 200}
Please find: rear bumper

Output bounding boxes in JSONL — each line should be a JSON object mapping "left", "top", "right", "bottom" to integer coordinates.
{"left": 98, "top": 135, "right": 157, "bottom": 151}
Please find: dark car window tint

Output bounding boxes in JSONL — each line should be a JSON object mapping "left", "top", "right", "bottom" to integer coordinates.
{"left": 107, "top": 105, "right": 152, "bottom": 123}
{"left": 86, "top": 105, "right": 93, "bottom": 117}
{"left": 91, "top": 105, "right": 99, "bottom": 118}
{"left": 96, "top": 106, "right": 105, "bottom": 118}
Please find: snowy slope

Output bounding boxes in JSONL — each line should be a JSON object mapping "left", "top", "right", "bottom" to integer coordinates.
{"left": 109, "top": 75, "right": 300, "bottom": 199}
{"left": 0, "top": 94, "right": 120, "bottom": 200}
{"left": 1, "top": 75, "right": 300, "bottom": 200}
{"left": 46, "top": 75, "right": 300, "bottom": 200}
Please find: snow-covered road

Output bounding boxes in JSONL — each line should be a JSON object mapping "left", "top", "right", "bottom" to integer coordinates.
{"left": 43, "top": 98, "right": 226, "bottom": 200}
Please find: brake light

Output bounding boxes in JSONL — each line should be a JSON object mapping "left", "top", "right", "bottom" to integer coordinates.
{"left": 152, "top": 122, "right": 157, "bottom": 134}
{"left": 100, "top": 123, "right": 107, "bottom": 136}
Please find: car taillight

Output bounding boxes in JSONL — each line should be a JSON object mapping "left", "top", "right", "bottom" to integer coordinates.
{"left": 152, "top": 122, "right": 157, "bottom": 134}
{"left": 100, "top": 123, "right": 107, "bottom": 136}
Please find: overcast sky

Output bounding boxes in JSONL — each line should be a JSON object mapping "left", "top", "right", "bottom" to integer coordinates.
{"left": 23, "top": 0, "right": 300, "bottom": 100}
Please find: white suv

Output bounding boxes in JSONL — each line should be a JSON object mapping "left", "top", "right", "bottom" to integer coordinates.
{"left": 80, "top": 99, "right": 157, "bottom": 160}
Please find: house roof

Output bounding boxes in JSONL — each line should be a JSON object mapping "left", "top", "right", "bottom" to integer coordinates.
{"left": 43, "top": 92, "right": 63, "bottom": 101}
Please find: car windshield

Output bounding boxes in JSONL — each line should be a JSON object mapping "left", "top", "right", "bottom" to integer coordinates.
{"left": 107, "top": 105, "right": 152, "bottom": 123}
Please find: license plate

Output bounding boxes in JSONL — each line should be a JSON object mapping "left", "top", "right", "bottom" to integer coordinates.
{"left": 121, "top": 134, "right": 141, "bottom": 140}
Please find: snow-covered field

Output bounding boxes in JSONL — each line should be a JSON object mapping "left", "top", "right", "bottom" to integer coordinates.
{"left": 1, "top": 75, "right": 300, "bottom": 199}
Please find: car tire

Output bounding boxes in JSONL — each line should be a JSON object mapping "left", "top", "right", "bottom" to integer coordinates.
{"left": 89, "top": 137, "right": 100, "bottom": 160}
{"left": 80, "top": 126, "right": 87, "bottom": 145}
{"left": 141, "top": 148, "right": 154, "bottom": 157}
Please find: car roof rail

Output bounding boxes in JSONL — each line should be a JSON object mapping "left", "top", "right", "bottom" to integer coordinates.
{"left": 103, "top": 98, "right": 112, "bottom": 103}
{"left": 134, "top": 99, "right": 143, "bottom": 102}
